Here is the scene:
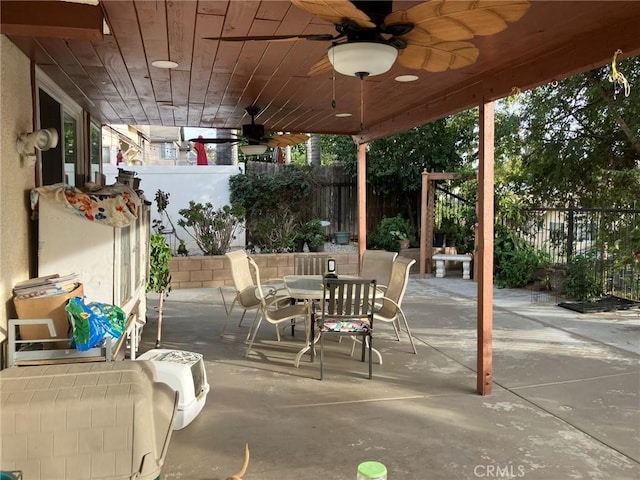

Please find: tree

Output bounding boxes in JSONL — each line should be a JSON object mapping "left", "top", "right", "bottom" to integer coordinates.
{"left": 512, "top": 55, "right": 640, "bottom": 208}
{"left": 320, "top": 111, "right": 478, "bottom": 232}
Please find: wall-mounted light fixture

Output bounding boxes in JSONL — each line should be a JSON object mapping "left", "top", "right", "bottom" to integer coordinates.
{"left": 17, "top": 127, "right": 59, "bottom": 166}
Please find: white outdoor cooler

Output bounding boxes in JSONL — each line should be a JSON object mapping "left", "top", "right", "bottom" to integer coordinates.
{"left": 137, "top": 349, "right": 209, "bottom": 429}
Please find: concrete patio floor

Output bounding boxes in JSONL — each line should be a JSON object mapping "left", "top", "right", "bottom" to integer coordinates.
{"left": 141, "top": 272, "right": 640, "bottom": 480}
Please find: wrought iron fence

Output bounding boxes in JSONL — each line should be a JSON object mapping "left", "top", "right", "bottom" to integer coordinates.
{"left": 519, "top": 208, "right": 640, "bottom": 300}
{"left": 434, "top": 187, "right": 639, "bottom": 301}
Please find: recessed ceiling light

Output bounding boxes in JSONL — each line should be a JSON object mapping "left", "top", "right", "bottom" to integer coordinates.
{"left": 158, "top": 103, "right": 179, "bottom": 110}
{"left": 395, "top": 74, "right": 419, "bottom": 83}
{"left": 152, "top": 60, "right": 179, "bottom": 69}
{"left": 335, "top": 112, "right": 352, "bottom": 118}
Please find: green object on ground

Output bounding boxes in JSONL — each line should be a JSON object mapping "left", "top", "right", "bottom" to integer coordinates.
{"left": 357, "top": 461, "right": 387, "bottom": 479}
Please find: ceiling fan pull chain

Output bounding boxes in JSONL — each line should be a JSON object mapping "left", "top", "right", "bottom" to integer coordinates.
{"left": 331, "top": 48, "right": 337, "bottom": 109}
{"left": 332, "top": 71, "right": 336, "bottom": 109}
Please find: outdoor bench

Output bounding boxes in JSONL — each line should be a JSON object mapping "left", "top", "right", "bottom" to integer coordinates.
{"left": 432, "top": 253, "right": 473, "bottom": 280}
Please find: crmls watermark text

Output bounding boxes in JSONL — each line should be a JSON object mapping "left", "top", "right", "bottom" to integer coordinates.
{"left": 473, "top": 464, "right": 526, "bottom": 478}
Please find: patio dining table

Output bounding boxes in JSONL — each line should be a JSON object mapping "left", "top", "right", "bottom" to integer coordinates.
{"left": 283, "top": 274, "right": 326, "bottom": 367}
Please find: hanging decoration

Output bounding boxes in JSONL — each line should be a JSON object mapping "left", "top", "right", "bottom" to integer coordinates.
{"left": 608, "top": 49, "right": 631, "bottom": 98}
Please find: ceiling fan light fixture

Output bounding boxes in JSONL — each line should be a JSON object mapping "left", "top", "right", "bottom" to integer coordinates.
{"left": 328, "top": 42, "right": 398, "bottom": 77}
{"left": 240, "top": 144, "right": 268, "bottom": 156}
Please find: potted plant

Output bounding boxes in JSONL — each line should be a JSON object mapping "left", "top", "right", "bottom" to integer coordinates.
{"left": 307, "top": 233, "right": 326, "bottom": 252}
{"left": 303, "top": 219, "right": 325, "bottom": 252}
{"left": 334, "top": 231, "right": 351, "bottom": 245}
{"left": 367, "top": 215, "right": 412, "bottom": 252}
{"left": 292, "top": 232, "right": 306, "bottom": 252}
{"left": 390, "top": 230, "right": 410, "bottom": 250}
{"left": 438, "top": 216, "right": 461, "bottom": 247}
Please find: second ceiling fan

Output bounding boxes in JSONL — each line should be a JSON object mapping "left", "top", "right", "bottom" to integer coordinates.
{"left": 189, "top": 106, "right": 309, "bottom": 149}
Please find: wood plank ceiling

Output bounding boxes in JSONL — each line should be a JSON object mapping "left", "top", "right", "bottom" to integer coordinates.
{"left": 3, "top": 0, "right": 640, "bottom": 143}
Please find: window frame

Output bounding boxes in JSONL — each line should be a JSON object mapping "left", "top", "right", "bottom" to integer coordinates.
{"left": 35, "top": 67, "right": 86, "bottom": 187}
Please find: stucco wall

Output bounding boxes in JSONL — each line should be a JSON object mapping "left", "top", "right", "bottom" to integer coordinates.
{"left": 0, "top": 36, "right": 36, "bottom": 344}
{"left": 102, "top": 164, "right": 246, "bottom": 255}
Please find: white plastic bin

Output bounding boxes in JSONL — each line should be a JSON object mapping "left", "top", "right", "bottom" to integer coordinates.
{"left": 137, "top": 349, "right": 209, "bottom": 429}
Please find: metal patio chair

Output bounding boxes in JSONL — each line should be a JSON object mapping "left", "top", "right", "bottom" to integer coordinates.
{"left": 245, "top": 256, "right": 310, "bottom": 358}
{"left": 221, "top": 250, "right": 286, "bottom": 340}
{"left": 316, "top": 278, "right": 377, "bottom": 380}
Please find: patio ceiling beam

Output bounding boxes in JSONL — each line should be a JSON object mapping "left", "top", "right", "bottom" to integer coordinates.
{"left": 0, "top": 1, "right": 103, "bottom": 42}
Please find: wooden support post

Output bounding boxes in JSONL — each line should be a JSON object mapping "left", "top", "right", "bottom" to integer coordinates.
{"left": 357, "top": 143, "right": 367, "bottom": 268}
{"left": 420, "top": 170, "right": 429, "bottom": 277}
{"left": 477, "top": 101, "right": 495, "bottom": 395}
{"left": 426, "top": 179, "right": 436, "bottom": 273}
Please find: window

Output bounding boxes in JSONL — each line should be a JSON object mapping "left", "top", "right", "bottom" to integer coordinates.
{"left": 36, "top": 68, "right": 85, "bottom": 187}
{"left": 90, "top": 123, "right": 102, "bottom": 183}
{"left": 160, "top": 142, "right": 177, "bottom": 160}
{"left": 64, "top": 112, "right": 78, "bottom": 185}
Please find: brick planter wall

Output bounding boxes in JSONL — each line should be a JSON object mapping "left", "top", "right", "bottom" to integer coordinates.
{"left": 168, "top": 251, "right": 360, "bottom": 289}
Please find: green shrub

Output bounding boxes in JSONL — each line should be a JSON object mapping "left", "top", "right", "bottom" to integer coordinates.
{"left": 368, "top": 215, "right": 412, "bottom": 252}
{"left": 247, "top": 207, "right": 297, "bottom": 253}
{"left": 494, "top": 224, "right": 548, "bottom": 288}
{"left": 177, "top": 202, "right": 245, "bottom": 255}
{"left": 230, "top": 164, "right": 315, "bottom": 250}
{"left": 564, "top": 253, "right": 604, "bottom": 301}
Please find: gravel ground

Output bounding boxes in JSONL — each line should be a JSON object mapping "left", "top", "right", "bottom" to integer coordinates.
{"left": 314, "top": 242, "right": 358, "bottom": 253}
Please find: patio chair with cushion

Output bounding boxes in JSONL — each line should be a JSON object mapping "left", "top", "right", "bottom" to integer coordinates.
{"left": 360, "top": 250, "right": 398, "bottom": 293}
{"left": 316, "top": 278, "right": 377, "bottom": 380}
{"left": 221, "top": 250, "right": 287, "bottom": 339}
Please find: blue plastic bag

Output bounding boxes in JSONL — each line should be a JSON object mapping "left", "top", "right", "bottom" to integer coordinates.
{"left": 65, "top": 296, "right": 126, "bottom": 351}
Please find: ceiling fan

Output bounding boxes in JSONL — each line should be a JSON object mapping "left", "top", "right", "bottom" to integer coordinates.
{"left": 206, "top": 0, "right": 532, "bottom": 77}
{"left": 188, "top": 106, "right": 310, "bottom": 152}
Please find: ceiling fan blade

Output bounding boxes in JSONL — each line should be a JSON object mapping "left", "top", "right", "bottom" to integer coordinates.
{"left": 397, "top": 41, "right": 479, "bottom": 72}
{"left": 205, "top": 33, "right": 334, "bottom": 42}
{"left": 188, "top": 137, "right": 238, "bottom": 144}
{"left": 308, "top": 54, "right": 333, "bottom": 76}
{"left": 265, "top": 134, "right": 310, "bottom": 148}
{"left": 386, "top": 0, "right": 531, "bottom": 42}
{"left": 292, "top": 0, "right": 375, "bottom": 28}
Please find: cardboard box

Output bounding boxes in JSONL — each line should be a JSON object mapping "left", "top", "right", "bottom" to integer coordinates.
{"left": 13, "top": 283, "right": 83, "bottom": 348}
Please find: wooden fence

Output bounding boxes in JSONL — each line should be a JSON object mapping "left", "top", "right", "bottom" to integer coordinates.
{"left": 246, "top": 161, "right": 398, "bottom": 240}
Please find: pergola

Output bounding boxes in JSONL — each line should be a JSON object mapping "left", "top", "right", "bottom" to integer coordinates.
{"left": 3, "top": 0, "right": 640, "bottom": 395}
